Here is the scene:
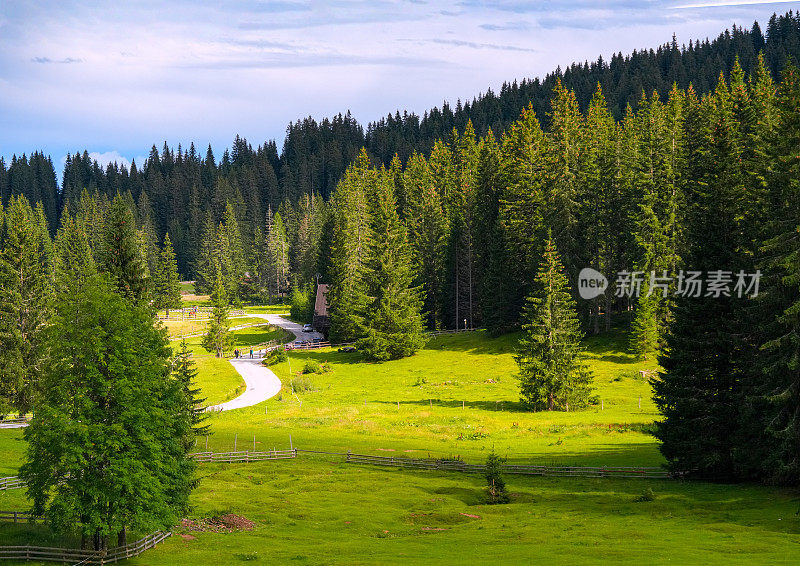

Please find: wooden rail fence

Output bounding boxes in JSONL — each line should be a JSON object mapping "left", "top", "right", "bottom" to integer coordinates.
{"left": 0, "top": 477, "right": 25, "bottom": 490}
{"left": 0, "top": 417, "right": 30, "bottom": 429}
{"left": 0, "top": 511, "right": 43, "bottom": 523}
{"left": 345, "top": 453, "right": 670, "bottom": 479}
{"left": 0, "top": 531, "right": 171, "bottom": 564}
{"left": 189, "top": 449, "right": 297, "bottom": 463}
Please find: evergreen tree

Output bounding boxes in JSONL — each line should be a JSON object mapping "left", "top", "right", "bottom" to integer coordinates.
{"left": 53, "top": 204, "right": 96, "bottom": 291}
{"left": 202, "top": 265, "right": 235, "bottom": 357}
{"left": 152, "top": 233, "right": 182, "bottom": 315}
{"left": 0, "top": 195, "right": 52, "bottom": 414}
{"left": 328, "top": 150, "right": 374, "bottom": 343}
{"left": 515, "top": 238, "right": 593, "bottom": 411}
{"left": 194, "top": 212, "right": 216, "bottom": 294}
{"left": 173, "top": 338, "right": 209, "bottom": 437}
{"left": 405, "top": 153, "right": 447, "bottom": 329}
{"left": 357, "top": 169, "right": 426, "bottom": 361}
{"left": 100, "top": 196, "right": 148, "bottom": 301}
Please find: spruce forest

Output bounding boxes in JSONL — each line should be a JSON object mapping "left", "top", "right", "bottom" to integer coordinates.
{"left": 1, "top": 9, "right": 800, "bottom": 563}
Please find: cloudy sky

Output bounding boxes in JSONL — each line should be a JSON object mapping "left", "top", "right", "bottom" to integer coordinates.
{"left": 1, "top": 0, "right": 799, "bottom": 172}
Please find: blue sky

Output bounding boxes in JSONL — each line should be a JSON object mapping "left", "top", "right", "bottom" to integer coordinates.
{"left": 1, "top": 0, "right": 799, "bottom": 173}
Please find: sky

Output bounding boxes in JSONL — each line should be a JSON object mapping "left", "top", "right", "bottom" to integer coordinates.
{"left": 1, "top": 0, "right": 800, "bottom": 174}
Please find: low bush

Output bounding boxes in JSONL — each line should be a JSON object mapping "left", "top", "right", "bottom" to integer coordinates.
{"left": 290, "top": 375, "right": 315, "bottom": 393}
{"left": 263, "top": 347, "right": 287, "bottom": 366}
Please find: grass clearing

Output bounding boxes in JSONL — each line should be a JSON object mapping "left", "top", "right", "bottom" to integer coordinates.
{"left": 2, "top": 328, "right": 799, "bottom": 564}
{"left": 200, "top": 329, "right": 663, "bottom": 465}
{"left": 4, "top": 457, "right": 798, "bottom": 565}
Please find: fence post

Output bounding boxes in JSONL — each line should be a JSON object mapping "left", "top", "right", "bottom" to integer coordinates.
{"left": 234, "top": 433, "right": 237, "bottom": 451}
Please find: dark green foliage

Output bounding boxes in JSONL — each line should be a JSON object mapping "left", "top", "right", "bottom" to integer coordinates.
{"left": 262, "top": 346, "right": 287, "bottom": 367}
{"left": 202, "top": 265, "right": 235, "bottom": 357}
{"left": 485, "top": 449, "right": 510, "bottom": 504}
{"left": 100, "top": 196, "right": 148, "bottom": 301}
{"left": 20, "top": 273, "right": 194, "bottom": 550}
{"left": 173, "top": 338, "right": 209, "bottom": 437}
{"left": 515, "top": 238, "right": 593, "bottom": 411}
{"left": 152, "top": 233, "right": 182, "bottom": 313}
{"left": 0, "top": 195, "right": 52, "bottom": 413}
{"left": 356, "top": 169, "right": 426, "bottom": 361}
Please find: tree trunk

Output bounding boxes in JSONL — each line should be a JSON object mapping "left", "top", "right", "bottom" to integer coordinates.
{"left": 548, "top": 392, "right": 554, "bottom": 411}
{"left": 117, "top": 526, "right": 127, "bottom": 547}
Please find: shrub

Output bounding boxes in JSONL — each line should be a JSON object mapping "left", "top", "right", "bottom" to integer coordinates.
{"left": 290, "top": 375, "right": 315, "bottom": 393}
{"left": 485, "top": 449, "right": 510, "bottom": 504}
{"left": 302, "top": 359, "right": 322, "bottom": 374}
{"left": 262, "top": 347, "right": 287, "bottom": 366}
{"left": 635, "top": 487, "right": 656, "bottom": 502}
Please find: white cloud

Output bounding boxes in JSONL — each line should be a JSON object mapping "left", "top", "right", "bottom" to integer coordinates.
{"left": 88, "top": 151, "right": 131, "bottom": 170}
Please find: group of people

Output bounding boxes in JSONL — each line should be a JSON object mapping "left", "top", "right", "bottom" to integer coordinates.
{"left": 233, "top": 348, "right": 254, "bottom": 359}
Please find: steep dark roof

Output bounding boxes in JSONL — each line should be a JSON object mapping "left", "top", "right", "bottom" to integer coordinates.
{"left": 314, "top": 284, "right": 329, "bottom": 317}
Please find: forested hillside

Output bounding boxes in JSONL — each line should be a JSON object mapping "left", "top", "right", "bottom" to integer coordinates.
{"left": 1, "top": 12, "right": 800, "bottom": 280}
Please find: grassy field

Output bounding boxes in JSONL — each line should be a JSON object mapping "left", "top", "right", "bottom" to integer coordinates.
{"left": 1, "top": 328, "right": 799, "bottom": 564}
{"left": 200, "top": 329, "right": 663, "bottom": 465}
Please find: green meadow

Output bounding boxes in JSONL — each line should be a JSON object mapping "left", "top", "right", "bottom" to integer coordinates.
{"left": 2, "top": 328, "right": 799, "bottom": 564}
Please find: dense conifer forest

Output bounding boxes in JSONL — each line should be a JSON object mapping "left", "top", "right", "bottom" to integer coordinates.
{"left": 1, "top": 12, "right": 799, "bottom": 485}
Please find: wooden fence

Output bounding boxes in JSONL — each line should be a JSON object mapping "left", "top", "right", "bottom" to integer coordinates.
{"left": 157, "top": 307, "right": 245, "bottom": 321}
{"left": 345, "top": 453, "right": 670, "bottom": 479}
{"left": 0, "top": 477, "right": 25, "bottom": 490}
{"left": 0, "top": 531, "right": 171, "bottom": 564}
{"left": 0, "top": 417, "right": 30, "bottom": 429}
{"left": 190, "top": 449, "right": 297, "bottom": 463}
{"left": 0, "top": 511, "right": 43, "bottom": 523}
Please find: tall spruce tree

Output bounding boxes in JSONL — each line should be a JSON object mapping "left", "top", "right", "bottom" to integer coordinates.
{"left": 328, "top": 150, "right": 374, "bottom": 343}
{"left": 515, "top": 237, "right": 593, "bottom": 411}
{"left": 152, "top": 233, "right": 183, "bottom": 315}
{"left": 202, "top": 264, "right": 235, "bottom": 358}
{"left": 100, "top": 196, "right": 148, "bottom": 301}
{"left": 357, "top": 169, "right": 426, "bottom": 361}
{"left": 0, "top": 195, "right": 52, "bottom": 414}
{"left": 173, "top": 338, "right": 209, "bottom": 437}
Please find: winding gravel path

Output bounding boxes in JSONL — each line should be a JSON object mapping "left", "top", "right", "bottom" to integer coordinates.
{"left": 207, "top": 313, "right": 321, "bottom": 412}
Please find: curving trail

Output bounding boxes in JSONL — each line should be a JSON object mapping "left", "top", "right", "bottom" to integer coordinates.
{"left": 206, "top": 358, "right": 282, "bottom": 412}
{"left": 207, "top": 313, "right": 320, "bottom": 412}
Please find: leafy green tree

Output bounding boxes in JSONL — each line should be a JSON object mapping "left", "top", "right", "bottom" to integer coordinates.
{"left": 357, "top": 170, "right": 426, "bottom": 361}
{"left": 0, "top": 195, "right": 52, "bottom": 414}
{"left": 515, "top": 238, "right": 593, "bottom": 411}
{"left": 152, "top": 233, "right": 182, "bottom": 315}
{"left": 20, "top": 273, "right": 194, "bottom": 551}
{"left": 100, "top": 196, "right": 148, "bottom": 301}
{"left": 290, "top": 283, "right": 314, "bottom": 323}
{"left": 202, "top": 265, "right": 235, "bottom": 357}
